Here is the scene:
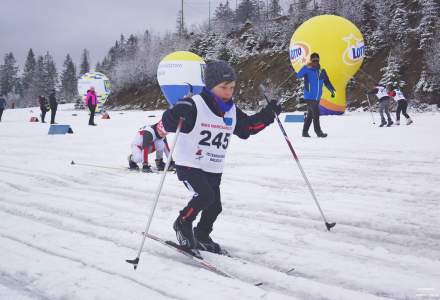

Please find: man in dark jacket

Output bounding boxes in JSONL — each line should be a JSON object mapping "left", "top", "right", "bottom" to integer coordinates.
{"left": 38, "top": 95, "right": 49, "bottom": 123}
{"left": 296, "top": 52, "right": 335, "bottom": 138}
{"left": 162, "top": 60, "right": 281, "bottom": 256}
{"left": 0, "top": 95, "right": 7, "bottom": 122}
{"left": 49, "top": 89, "right": 58, "bottom": 124}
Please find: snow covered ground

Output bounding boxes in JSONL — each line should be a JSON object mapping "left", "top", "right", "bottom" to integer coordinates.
{"left": 0, "top": 104, "right": 439, "bottom": 300}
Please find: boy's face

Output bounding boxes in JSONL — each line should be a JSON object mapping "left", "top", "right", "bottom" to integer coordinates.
{"left": 211, "top": 81, "right": 236, "bottom": 102}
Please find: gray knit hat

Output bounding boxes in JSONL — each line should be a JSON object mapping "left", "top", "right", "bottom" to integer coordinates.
{"left": 204, "top": 60, "right": 237, "bottom": 90}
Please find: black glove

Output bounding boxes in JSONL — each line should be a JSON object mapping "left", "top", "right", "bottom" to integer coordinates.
{"left": 267, "top": 100, "right": 282, "bottom": 115}
{"left": 331, "top": 91, "right": 335, "bottom": 98}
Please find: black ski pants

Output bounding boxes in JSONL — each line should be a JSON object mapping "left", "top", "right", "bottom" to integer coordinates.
{"left": 396, "top": 100, "right": 410, "bottom": 121}
{"left": 50, "top": 106, "right": 57, "bottom": 124}
{"left": 0, "top": 108, "right": 3, "bottom": 121}
{"left": 176, "top": 166, "right": 222, "bottom": 234}
{"left": 88, "top": 104, "right": 96, "bottom": 125}
{"left": 303, "top": 100, "right": 323, "bottom": 135}
{"left": 40, "top": 107, "right": 47, "bottom": 122}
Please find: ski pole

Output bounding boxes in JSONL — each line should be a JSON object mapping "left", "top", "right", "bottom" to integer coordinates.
{"left": 70, "top": 160, "right": 124, "bottom": 170}
{"left": 365, "top": 93, "right": 376, "bottom": 125}
{"left": 259, "top": 85, "right": 336, "bottom": 231}
{"left": 126, "top": 117, "right": 184, "bottom": 270}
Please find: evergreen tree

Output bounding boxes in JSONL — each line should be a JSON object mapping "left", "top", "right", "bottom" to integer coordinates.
{"left": 269, "top": 0, "right": 282, "bottom": 18}
{"left": 389, "top": 0, "right": 410, "bottom": 51}
{"left": 29, "top": 55, "right": 45, "bottom": 100}
{"left": 0, "top": 52, "right": 19, "bottom": 97}
{"left": 359, "top": 0, "right": 376, "bottom": 39}
{"left": 60, "top": 54, "right": 78, "bottom": 102}
{"left": 236, "top": 0, "right": 258, "bottom": 24}
{"left": 379, "top": 50, "right": 405, "bottom": 88}
{"left": 214, "top": 0, "right": 235, "bottom": 32}
{"left": 418, "top": 0, "right": 439, "bottom": 50}
{"left": 42, "top": 52, "right": 58, "bottom": 96}
{"left": 126, "top": 34, "right": 139, "bottom": 60}
{"left": 79, "top": 49, "right": 90, "bottom": 75}
{"left": 176, "top": 9, "right": 188, "bottom": 37}
{"left": 22, "top": 48, "right": 36, "bottom": 97}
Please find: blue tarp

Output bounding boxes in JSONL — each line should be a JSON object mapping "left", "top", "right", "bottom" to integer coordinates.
{"left": 48, "top": 125, "right": 73, "bottom": 135}
{"left": 284, "top": 114, "right": 305, "bottom": 123}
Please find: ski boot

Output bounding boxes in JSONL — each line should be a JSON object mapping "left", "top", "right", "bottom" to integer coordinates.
{"left": 142, "top": 164, "right": 153, "bottom": 173}
{"left": 317, "top": 132, "right": 328, "bottom": 138}
{"left": 155, "top": 158, "right": 166, "bottom": 171}
{"left": 302, "top": 132, "right": 311, "bottom": 138}
{"left": 194, "top": 227, "right": 224, "bottom": 255}
{"left": 406, "top": 118, "right": 413, "bottom": 125}
{"left": 379, "top": 120, "right": 387, "bottom": 127}
{"left": 128, "top": 155, "right": 139, "bottom": 171}
{"left": 387, "top": 120, "right": 394, "bottom": 127}
{"left": 173, "top": 216, "right": 198, "bottom": 252}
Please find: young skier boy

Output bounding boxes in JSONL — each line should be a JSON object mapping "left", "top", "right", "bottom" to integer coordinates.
{"left": 161, "top": 60, "right": 281, "bottom": 254}
{"left": 368, "top": 84, "right": 394, "bottom": 127}
{"left": 128, "top": 120, "right": 175, "bottom": 172}
{"left": 389, "top": 88, "right": 413, "bottom": 125}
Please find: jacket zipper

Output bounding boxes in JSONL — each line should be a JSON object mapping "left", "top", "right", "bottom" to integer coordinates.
{"left": 315, "top": 70, "right": 321, "bottom": 100}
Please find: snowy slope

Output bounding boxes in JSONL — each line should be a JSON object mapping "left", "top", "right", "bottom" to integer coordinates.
{"left": 0, "top": 105, "right": 439, "bottom": 300}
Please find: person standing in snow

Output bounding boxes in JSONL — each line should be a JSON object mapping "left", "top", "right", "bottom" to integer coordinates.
{"left": 85, "top": 87, "right": 98, "bottom": 126}
{"left": 38, "top": 95, "right": 49, "bottom": 123}
{"left": 0, "top": 95, "right": 7, "bottom": 122}
{"left": 389, "top": 88, "right": 413, "bottom": 125}
{"left": 368, "top": 84, "right": 394, "bottom": 127}
{"left": 48, "top": 89, "right": 58, "bottom": 124}
{"left": 128, "top": 120, "right": 175, "bottom": 173}
{"left": 296, "top": 52, "right": 335, "bottom": 138}
{"left": 161, "top": 60, "right": 281, "bottom": 254}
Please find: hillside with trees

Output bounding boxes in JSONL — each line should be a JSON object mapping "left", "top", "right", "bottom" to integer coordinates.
{"left": 1, "top": 0, "right": 439, "bottom": 111}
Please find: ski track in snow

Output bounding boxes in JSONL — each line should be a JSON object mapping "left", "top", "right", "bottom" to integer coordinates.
{"left": 0, "top": 105, "right": 439, "bottom": 300}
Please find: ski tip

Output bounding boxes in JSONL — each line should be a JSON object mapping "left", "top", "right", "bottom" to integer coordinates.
{"left": 326, "top": 222, "right": 336, "bottom": 231}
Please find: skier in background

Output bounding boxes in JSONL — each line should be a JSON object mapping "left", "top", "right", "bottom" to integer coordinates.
{"left": 85, "top": 87, "right": 98, "bottom": 126}
{"left": 38, "top": 95, "right": 49, "bottom": 123}
{"left": 49, "top": 89, "right": 58, "bottom": 124}
{"left": 162, "top": 60, "right": 281, "bottom": 255}
{"left": 128, "top": 120, "right": 175, "bottom": 173}
{"left": 368, "top": 84, "right": 394, "bottom": 127}
{"left": 296, "top": 52, "right": 335, "bottom": 138}
{"left": 389, "top": 88, "right": 413, "bottom": 125}
{"left": 0, "top": 95, "right": 7, "bottom": 122}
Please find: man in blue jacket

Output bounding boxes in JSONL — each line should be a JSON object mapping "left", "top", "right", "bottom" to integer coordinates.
{"left": 296, "top": 52, "right": 335, "bottom": 138}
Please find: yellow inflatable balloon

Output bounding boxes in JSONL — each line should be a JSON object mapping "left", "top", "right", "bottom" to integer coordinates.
{"left": 289, "top": 15, "right": 364, "bottom": 114}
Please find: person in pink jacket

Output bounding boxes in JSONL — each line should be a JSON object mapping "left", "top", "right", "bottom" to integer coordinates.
{"left": 85, "top": 86, "right": 98, "bottom": 126}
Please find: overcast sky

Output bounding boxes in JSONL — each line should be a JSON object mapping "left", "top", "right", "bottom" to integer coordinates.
{"left": 0, "top": 0, "right": 291, "bottom": 71}
{"left": 0, "top": 0, "right": 216, "bottom": 70}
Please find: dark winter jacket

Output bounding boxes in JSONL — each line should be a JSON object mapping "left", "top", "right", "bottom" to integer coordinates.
{"left": 162, "top": 88, "right": 281, "bottom": 140}
{"left": 49, "top": 92, "right": 58, "bottom": 109}
{"left": 0, "top": 97, "right": 6, "bottom": 109}
{"left": 296, "top": 64, "right": 335, "bottom": 101}
{"left": 38, "top": 96, "right": 48, "bottom": 111}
